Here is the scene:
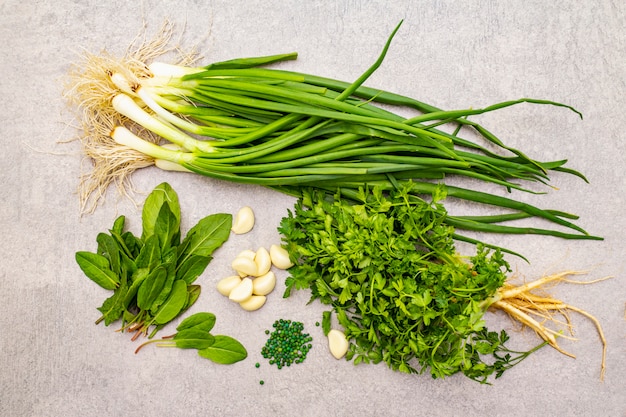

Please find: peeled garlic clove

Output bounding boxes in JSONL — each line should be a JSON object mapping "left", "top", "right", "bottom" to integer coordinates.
{"left": 232, "top": 256, "right": 258, "bottom": 277}
{"left": 217, "top": 275, "right": 242, "bottom": 297}
{"left": 228, "top": 277, "right": 253, "bottom": 303}
{"left": 328, "top": 329, "right": 349, "bottom": 359}
{"left": 252, "top": 271, "right": 276, "bottom": 296}
{"left": 254, "top": 247, "right": 272, "bottom": 276}
{"left": 269, "top": 244, "right": 293, "bottom": 270}
{"left": 239, "top": 295, "right": 267, "bottom": 311}
{"left": 232, "top": 206, "right": 255, "bottom": 234}
{"left": 237, "top": 249, "right": 256, "bottom": 260}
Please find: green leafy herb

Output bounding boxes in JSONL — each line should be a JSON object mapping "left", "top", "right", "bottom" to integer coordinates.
{"left": 75, "top": 251, "right": 120, "bottom": 290}
{"left": 321, "top": 311, "right": 332, "bottom": 337}
{"left": 177, "top": 214, "right": 233, "bottom": 275}
{"left": 176, "top": 255, "right": 212, "bottom": 284}
{"left": 141, "top": 182, "right": 181, "bottom": 242}
{"left": 150, "top": 279, "right": 188, "bottom": 325}
{"left": 198, "top": 335, "right": 248, "bottom": 364}
{"left": 171, "top": 329, "right": 216, "bottom": 350}
{"left": 176, "top": 312, "right": 216, "bottom": 332}
{"left": 96, "top": 277, "right": 129, "bottom": 326}
{"left": 136, "top": 266, "right": 168, "bottom": 311}
{"left": 76, "top": 182, "right": 232, "bottom": 342}
{"left": 135, "top": 312, "right": 247, "bottom": 365}
{"left": 279, "top": 182, "right": 545, "bottom": 383}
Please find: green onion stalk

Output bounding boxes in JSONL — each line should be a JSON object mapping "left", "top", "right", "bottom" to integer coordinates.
{"left": 65, "top": 21, "right": 601, "bottom": 252}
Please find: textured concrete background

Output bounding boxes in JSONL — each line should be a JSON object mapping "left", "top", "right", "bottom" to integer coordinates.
{"left": 1, "top": 1, "right": 625, "bottom": 416}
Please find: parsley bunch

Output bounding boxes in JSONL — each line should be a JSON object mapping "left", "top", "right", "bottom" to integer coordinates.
{"left": 280, "top": 183, "right": 544, "bottom": 382}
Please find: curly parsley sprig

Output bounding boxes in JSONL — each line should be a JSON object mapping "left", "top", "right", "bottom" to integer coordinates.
{"left": 279, "top": 182, "right": 607, "bottom": 382}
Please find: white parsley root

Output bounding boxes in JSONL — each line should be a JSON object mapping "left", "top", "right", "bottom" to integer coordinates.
{"left": 488, "top": 271, "right": 611, "bottom": 380}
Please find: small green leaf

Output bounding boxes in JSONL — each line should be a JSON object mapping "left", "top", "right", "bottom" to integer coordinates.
{"left": 142, "top": 182, "right": 181, "bottom": 241}
{"left": 321, "top": 311, "right": 332, "bottom": 336}
{"left": 137, "top": 266, "right": 168, "bottom": 311}
{"left": 173, "top": 329, "right": 215, "bottom": 350}
{"left": 75, "top": 251, "right": 119, "bottom": 290}
{"left": 176, "top": 312, "right": 216, "bottom": 333}
{"left": 152, "top": 279, "right": 188, "bottom": 325}
{"left": 109, "top": 230, "right": 135, "bottom": 260}
{"left": 96, "top": 280, "right": 129, "bottom": 325}
{"left": 135, "top": 234, "right": 161, "bottom": 270}
{"left": 153, "top": 202, "right": 180, "bottom": 252}
{"left": 121, "top": 231, "right": 143, "bottom": 259}
{"left": 124, "top": 267, "right": 149, "bottom": 308}
{"left": 111, "top": 215, "right": 126, "bottom": 235}
{"left": 198, "top": 335, "right": 248, "bottom": 364}
{"left": 183, "top": 285, "right": 201, "bottom": 311}
{"left": 150, "top": 253, "right": 178, "bottom": 314}
{"left": 96, "top": 233, "right": 121, "bottom": 275}
{"left": 178, "top": 213, "right": 232, "bottom": 265}
{"left": 176, "top": 255, "right": 211, "bottom": 284}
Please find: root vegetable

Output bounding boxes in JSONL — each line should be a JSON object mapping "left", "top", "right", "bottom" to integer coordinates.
{"left": 487, "top": 272, "right": 611, "bottom": 380}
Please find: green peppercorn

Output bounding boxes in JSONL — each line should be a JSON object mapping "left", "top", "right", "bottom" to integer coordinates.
{"left": 261, "top": 319, "right": 313, "bottom": 369}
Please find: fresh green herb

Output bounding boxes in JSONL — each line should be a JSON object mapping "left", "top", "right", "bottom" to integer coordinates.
{"left": 76, "top": 182, "right": 231, "bottom": 341}
{"left": 321, "top": 311, "right": 332, "bottom": 337}
{"left": 198, "top": 335, "right": 249, "bottom": 364}
{"left": 261, "top": 319, "right": 312, "bottom": 369}
{"left": 135, "top": 312, "right": 247, "bottom": 365}
{"left": 75, "top": 251, "right": 120, "bottom": 290}
{"left": 279, "top": 183, "right": 557, "bottom": 382}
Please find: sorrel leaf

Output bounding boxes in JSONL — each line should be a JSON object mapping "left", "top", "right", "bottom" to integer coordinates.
{"left": 75, "top": 251, "right": 119, "bottom": 290}
{"left": 173, "top": 329, "right": 216, "bottom": 350}
{"left": 198, "top": 335, "right": 248, "bottom": 364}
{"left": 176, "top": 312, "right": 216, "bottom": 333}
{"left": 152, "top": 279, "right": 188, "bottom": 325}
{"left": 142, "top": 182, "right": 181, "bottom": 241}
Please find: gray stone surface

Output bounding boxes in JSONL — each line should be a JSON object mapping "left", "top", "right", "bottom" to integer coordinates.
{"left": 1, "top": 1, "right": 624, "bottom": 416}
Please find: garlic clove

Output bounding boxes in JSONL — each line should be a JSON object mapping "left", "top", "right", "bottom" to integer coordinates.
{"left": 217, "top": 275, "right": 242, "bottom": 297}
{"left": 252, "top": 271, "right": 276, "bottom": 296}
{"left": 328, "top": 329, "right": 349, "bottom": 359}
{"left": 269, "top": 244, "right": 293, "bottom": 270}
{"left": 254, "top": 247, "right": 272, "bottom": 276}
{"left": 228, "top": 277, "right": 254, "bottom": 303}
{"left": 239, "top": 295, "right": 267, "bottom": 311}
{"left": 232, "top": 206, "right": 255, "bottom": 234}
{"left": 237, "top": 249, "right": 256, "bottom": 260}
{"left": 232, "top": 256, "right": 259, "bottom": 277}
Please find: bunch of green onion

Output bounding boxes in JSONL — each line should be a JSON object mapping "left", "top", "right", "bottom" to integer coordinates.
{"left": 66, "top": 21, "right": 601, "bottom": 252}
